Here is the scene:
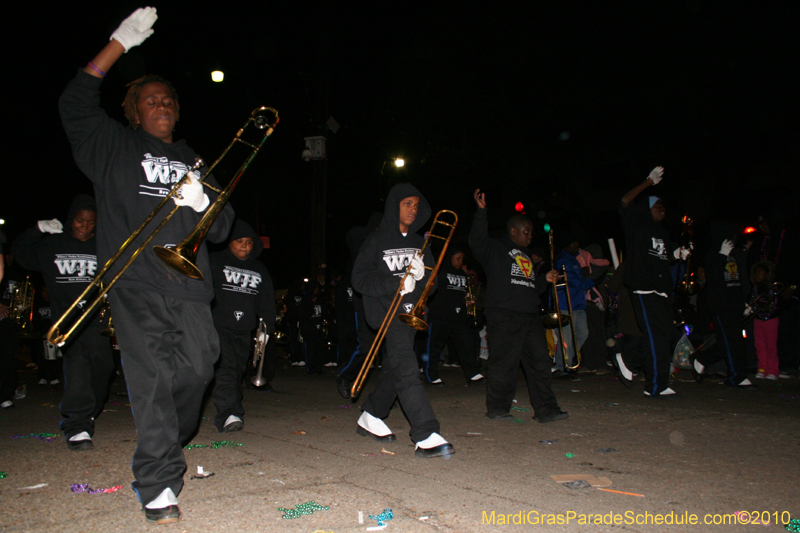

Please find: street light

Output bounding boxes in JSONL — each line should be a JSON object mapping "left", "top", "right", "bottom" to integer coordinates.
{"left": 211, "top": 70, "right": 224, "bottom": 82}
{"left": 394, "top": 158, "right": 405, "bottom": 168}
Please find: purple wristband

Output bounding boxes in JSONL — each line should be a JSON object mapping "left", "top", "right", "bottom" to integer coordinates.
{"left": 87, "top": 62, "right": 106, "bottom": 77}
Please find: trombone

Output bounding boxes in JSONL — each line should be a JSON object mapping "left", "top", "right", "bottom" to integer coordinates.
{"left": 743, "top": 282, "right": 795, "bottom": 325}
{"left": 47, "top": 106, "right": 279, "bottom": 346}
{"left": 251, "top": 319, "right": 270, "bottom": 387}
{"left": 541, "top": 230, "right": 580, "bottom": 371}
{"left": 350, "top": 210, "right": 458, "bottom": 397}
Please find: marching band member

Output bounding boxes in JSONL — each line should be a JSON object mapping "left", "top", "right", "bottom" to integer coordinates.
{"left": 59, "top": 7, "right": 234, "bottom": 524}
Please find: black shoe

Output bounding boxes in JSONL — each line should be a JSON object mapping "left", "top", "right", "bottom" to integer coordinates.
{"left": 534, "top": 409, "right": 569, "bottom": 423}
{"left": 356, "top": 426, "right": 397, "bottom": 442}
{"left": 336, "top": 377, "right": 351, "bottom": 399}
{"left": 414, "top": 443, "right": 455, "bottom": 458}
{"left": 486, "top": 413, "right": 513, "bottom": 421}
{"left": 144, "top": 505, "right": 181, "bottom": 524}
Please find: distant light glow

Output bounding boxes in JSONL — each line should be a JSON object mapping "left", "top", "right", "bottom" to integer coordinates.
{"left": 743, "top": 226, "right": 757, "bottom": 234}
{"left": 394, "top": 158, "right": 405, "bottom": 168}
{"left": 515, "top": 201, "right": 524, "bottom": 212}
{"left": 0, "top": 219, "right": 4, "bottom": 225}
{"left": 543, "top": 223, "right": 551, "bottom": 232}
{"left": 559, "top": 131, "right": 570, "bottom": 141}
{"left": 211, "top": 70, "right": 224, "bottom": 82}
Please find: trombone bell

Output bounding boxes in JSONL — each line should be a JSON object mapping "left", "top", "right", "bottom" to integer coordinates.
{"left": 398, "top": 310, "right": 429, "bottom": 331}
{"left": 153, "top": 245, "right": 204, "bottom": 280}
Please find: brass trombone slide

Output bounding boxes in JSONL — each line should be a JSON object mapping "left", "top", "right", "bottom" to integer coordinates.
{"left": 350, "top": 210, "right": 458, "bottom": 397}
{"left": 47, "top": 107, "right": 279, "bottom": 346}
{"left": 541, "top": 230, "right": 580, "bottom": 371}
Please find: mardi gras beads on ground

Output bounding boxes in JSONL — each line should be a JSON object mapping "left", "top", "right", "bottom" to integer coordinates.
{"left": 10, "top": 433, "right": 60, "bottom": 442}
{"left": 369, "top": 508, "right": 394, "bottom": 526}
{"left": 71, "top": 483, "right": 123, "bottom": 494}
{"left": 278, "top": 501, "right": 329, "bottom": 519}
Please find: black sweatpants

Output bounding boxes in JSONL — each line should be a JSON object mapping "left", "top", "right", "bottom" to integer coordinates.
{"left": 211, "top": 328, "right": 251, "bottom": 431}
{"left": 339, "top": 309, "right": 377, "bottom": 383}
{"left": 628, "top": 293, "right": 673, "bottom": 395}
{"left": 111, "top": 288, "right": 219, "bottom": 506}
{"left": 59, "top": 325, "right": 114, "bottom": 438}
{"left": 361, "top": 319, "right": 439, "bottom": 443}
{"left": 696, "top": 313, "right": 748, "bottom": 385}
{"left": 422, "top": 319, "right": 480, "bottom": 383}
{"left": 484, "top": 309, "right": 560, "bottom": 419}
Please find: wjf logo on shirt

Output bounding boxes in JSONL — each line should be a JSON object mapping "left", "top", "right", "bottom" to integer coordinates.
{"left": 234, "top": 311, "right": 244, "bottom": 321}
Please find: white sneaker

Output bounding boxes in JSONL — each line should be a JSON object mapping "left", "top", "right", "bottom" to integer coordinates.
{"left": 223, "top": 415, "right": 243, "bottom": 432}
{"left": 0, "top": 401, "right": 12, "bottom": 409}
{"left": 69, "top": 431, "right": 91, "bottom": 442}
{"left": 766, "top": 374, "right": 778, "bottom": 380}
{"left": 38, "top": 378, "right": 48, "bottom": 385}
{"left": 145, "top": 487, "right": 178, "bottom": 509}
{"left": 470, "top": 373, "right": 485, "bottom": 381}
{"left": 755, "top": 372, "right": 765, "bottom": 379}
{"left": 357, "top": 411, "right": 393, "bottom": 438}
{"left": 50, "top": 379, "right": 60, "bottom": 385}
{"left": 644, "top": 387, "right": 676, "bottom": 396}
{"left": 323, "top": 362, "right": 336, "bottom": 367}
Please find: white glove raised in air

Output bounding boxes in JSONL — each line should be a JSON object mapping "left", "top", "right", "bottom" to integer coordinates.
{"left": 173, "top": 171, "right": 210, "bottom": 212}
{"left": 408, "top": 254, "right": 425, "bottom": 281}
{"left": 399, "top": 274, "right": 416, "bottom": 297}
{"left": 648, "top": 166, "right": 664, "bottom": 185}
{"left": 38, "top": 219, "right": 63, "bottom": 234}
{"left": 719, "top": 239, "right": 734, "bottom": 256}
{"left": 111, "top": 7, "right": 158, "bottom": 52}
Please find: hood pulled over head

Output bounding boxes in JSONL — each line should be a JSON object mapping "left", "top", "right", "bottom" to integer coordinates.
{"left": 228, "top": 219, "right": 263, "bottom": 257}
{"left": 381, "top": 183, "right": 431, "bottom": 235}
{"left": 67, "top": 194, "right": 97, "bottom": 225}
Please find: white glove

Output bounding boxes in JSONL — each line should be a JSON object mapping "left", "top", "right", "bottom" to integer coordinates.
{"left": 719, "top": 239, "right": 734, "bottom": 256}
{"left": 648, "top": 166, "right": 664, "bottom": 185}
{"left": 673, "top": 247, "right": 690, "bottom": 261}
{"left": 111, "top": 7, "right": 158, "bottom": 52}
{"left": 408, "top": 254, "right": 425, "bottom": 281}
{"left": 173, "top": 171, "right": 210, "bottom": 212}
{"left": 399, "top": 274, "right": 416, "bottom": 297}
{"left": 37, "top": 219, "right": 63, "bottom": 234}
{"left": 743, "top": 305, "right": 752, "bottom": 317}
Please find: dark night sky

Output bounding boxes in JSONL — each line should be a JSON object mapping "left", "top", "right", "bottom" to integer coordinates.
{"left": 5, "top": 3, "right": 798, "bottom": 288}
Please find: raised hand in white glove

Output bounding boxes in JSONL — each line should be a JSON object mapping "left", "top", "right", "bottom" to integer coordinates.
{"left": 38, "top": 219, "right": 63, "bottom": 234}
{"left": 111, "top": 7, "right": 158, "bottom": 52}
{"left": 743, "top": 305, "right": 752, "bottom": 318}
{"left": 648, "top": 166, "right": 664, "bottom": 185}
{"left": 173, "top": 171, "right": 210, "bottom": 212}
{"left": 719, "top": 239, "right": 734, "bottom": 256}
{"left": 408, "top": 254, "right": 425, "bottom": 281}
{"left": 399, "top": 274, "right": 416, "bottom": 297}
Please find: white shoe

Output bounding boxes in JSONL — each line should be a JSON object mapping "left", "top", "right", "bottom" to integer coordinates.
{"left": 223, "top": 415, "right": 243, "bottom": 432}
{"left": 615, "top": 353, "right": 633, "bottom": 382}
{"left": 755, "top": 372, "right": 765, "bottom": 379}
{"left": 323, "top": 362, "right": 336, "bottom": 367}
{"left": 644, "top": 387, "right": 676, "bottom": 396}
{"left": 38, "top": 378, "right": 48, "bottom": 385}
{"left": 470, "top": 373, "right": 485, "bottom": 381}
{"left": 69, "top": 431, "right": 91, "bottom": 442}
{"left": 766, "top": 374, "right": 778, "bottom": 380}
{"left": 1, "top": 401, "right": 13, "bottom": 409}
{"left": 357, "top": 411, "right": 393, "bottom": 438}
{"left": 693, "top": 358, "right": 705, "bottom": 375}
{"left": 50, "top": 379, "right": 60, "bottom": 385}
{"left": 145, "top": 487, "right": 178, "bottom": 509}
{"left": 415, "top": 432, "right": 448, "bottom": 450}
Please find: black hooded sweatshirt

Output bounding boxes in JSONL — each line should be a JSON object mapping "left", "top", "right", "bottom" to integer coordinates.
{"left": 352, "top": 183, "right": 436, "bottom": 330}
{"left": 59, "top": 70, "right": 234, "bottom": 304}
{"left": 704, "top": 221, "right": 745, "bottom": 316}
{"left": 209, "top": 220, "right": 275, "bottom": 334}
{"left": 619, "top": 198, "right": 673, "bottom": 294}
{"left": 427, "top": 253, "right": 469, "bottom": 323}
{"left": 469, "top": 208, "right": 549, "bottom": 315}
{"left": 13, "top": 194, "right": 103, "bottom": 328}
